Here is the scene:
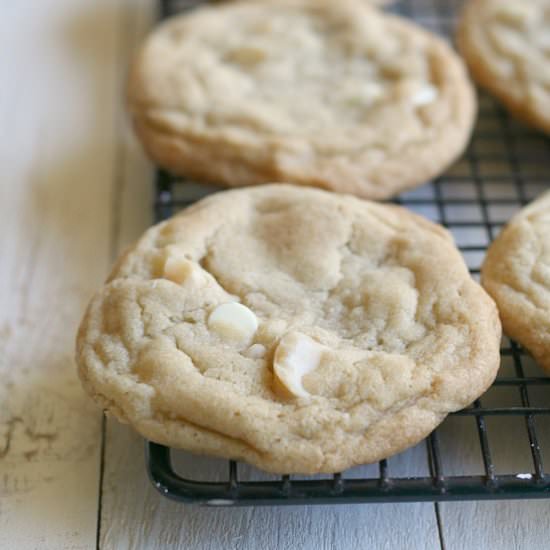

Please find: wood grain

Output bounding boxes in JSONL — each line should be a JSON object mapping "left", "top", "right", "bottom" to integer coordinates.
{"left": 100, "top": 423, "right": 441, "bottom": 550}
{"left": 436, "top": 353, "right": 550, "bottom": 550}
{"left": 0, "top": 0, "right": 123, "bottom": 547}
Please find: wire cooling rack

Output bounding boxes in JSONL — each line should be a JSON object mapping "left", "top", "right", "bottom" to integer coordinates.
{"left": 146, "top": 0, "right": 550, "bottom": 505}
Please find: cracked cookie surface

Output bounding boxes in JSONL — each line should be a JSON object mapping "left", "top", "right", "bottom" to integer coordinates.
{"left": 482, "top": 191, "right": 550, "bottom": 373}
{"left": 128, "top": 0, "right": 476, "bottom": 200}
{"left": 77, "top": 184, "right": 501, "bottom": 473}
{"left": 457, "top": 0, "right": 550, "bottom": 134}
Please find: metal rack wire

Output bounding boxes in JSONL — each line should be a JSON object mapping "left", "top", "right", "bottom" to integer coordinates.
{"left": 146, "top": 0, "right": 550, "bottom": 505}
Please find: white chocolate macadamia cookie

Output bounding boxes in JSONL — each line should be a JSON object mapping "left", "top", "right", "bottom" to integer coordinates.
{"left": 129, "top": 0, "right": 476, "bottom": 199}
{"left": 458, "top": 0, "right": 550, "bottom": 134}
{"left": 77, "top": 185, "right": 501, "bottom": 473}
{"left": 482, "top": 191, "right": 550, "bottom": 372}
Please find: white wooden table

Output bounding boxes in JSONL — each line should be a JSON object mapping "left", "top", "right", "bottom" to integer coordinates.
{"left": 2, "top": 1, "right": 550, "bottom": 549}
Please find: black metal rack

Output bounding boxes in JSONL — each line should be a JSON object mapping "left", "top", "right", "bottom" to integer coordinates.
{"left": 146, "top": 0, "right": 550, "bottom": 505}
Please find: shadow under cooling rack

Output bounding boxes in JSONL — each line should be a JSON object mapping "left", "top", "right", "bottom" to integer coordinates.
{"left": 145, "top": 0, "right": 550, "bottom": 505}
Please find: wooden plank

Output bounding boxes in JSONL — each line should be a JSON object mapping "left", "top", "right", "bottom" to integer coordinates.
{"left": 101, "top": 423, "right": 441, "bottom": 550}
{"left": 0, "top": 1, "right": 122, "bottom": 548}
{"left": 437, "top": 352, "right": 550, "bottom": 550}
{"left": 440, "top": 500, "right": 550, "bottom": 550}
{"left": 109, "top": 0, "right": 155, "bottom": 257}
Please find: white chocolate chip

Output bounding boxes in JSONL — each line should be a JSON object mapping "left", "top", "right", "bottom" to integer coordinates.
{"left": 163, "top": 256, "right": 195, "bottom": 284}
{"left": 362, "top": 82, "right": 385, "bottom": 102}
{"left": 208, "top": 302, "right": 258, "bottom": 343}
{"left": 273, "top": 332, "right": 325, "bottom": 398}
{"left": 244, "top": 343, "right": 266, "bottom": 359}
{"left": 345, "top": 83, "right": 385, "bottom": 106}
{"left": 393, "top": 80, "right": 438, "bottom": 107}
{"left": 411, "top": 84, "right": 438, "bottom": 106}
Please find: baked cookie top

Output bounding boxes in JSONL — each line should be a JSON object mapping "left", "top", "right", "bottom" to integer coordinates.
{"left": 482, "top": 191, "right": 550, "bottom": 372}
{"left": 128, "top": 0, "right": 476, "bottom": 200}
{"left": 77, "top": 185, "right": 500, "bottom": 474}
{"left": 457, "top": 0, "right": 550, "bottom": 134}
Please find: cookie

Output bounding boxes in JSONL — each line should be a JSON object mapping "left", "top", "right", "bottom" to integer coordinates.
{"left": 482, "top": 191, "right": 550, "bottom": 372}
{"left": 128, "top": 0, "right": 476, "bottom": 200}
{"left": 457, "top": 0, "right": 550, "bottom": 134}
{"left": 76, "top": 184, "right": 500, "bottom": 474}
